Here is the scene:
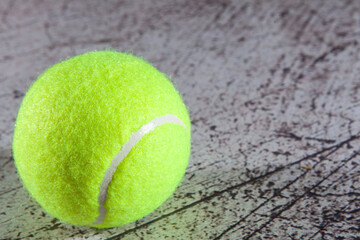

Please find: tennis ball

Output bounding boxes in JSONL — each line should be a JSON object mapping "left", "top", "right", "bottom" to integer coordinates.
{"left": 13, "top": 51, "right": 191, "bottom": 228}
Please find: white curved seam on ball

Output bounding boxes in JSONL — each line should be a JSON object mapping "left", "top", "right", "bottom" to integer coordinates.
{"left": 93, "top": 114, "right": 187, "bottom": 225}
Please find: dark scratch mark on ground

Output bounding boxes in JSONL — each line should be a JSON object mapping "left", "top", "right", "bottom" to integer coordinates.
{"left": 241, "top": 151, "right": 359, "bottom": 240}
{"left": 213, "top": 138, "right": 356, "bottom": 239}
{"left": 310, "top": 41, "right": 357, "bottom": 68}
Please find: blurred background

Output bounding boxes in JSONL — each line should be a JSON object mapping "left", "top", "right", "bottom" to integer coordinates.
{"left": 1, "top": 0, "right": 360, "bottom": 239}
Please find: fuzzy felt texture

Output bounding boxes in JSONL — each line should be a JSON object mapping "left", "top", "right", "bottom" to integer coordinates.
{"left": 13, "top": 51, "right": 191, "bottom": 228}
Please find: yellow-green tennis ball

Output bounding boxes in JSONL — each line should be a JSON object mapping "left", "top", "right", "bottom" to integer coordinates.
{"left": 13, "top": 51, "right": 191, "bottom": 228}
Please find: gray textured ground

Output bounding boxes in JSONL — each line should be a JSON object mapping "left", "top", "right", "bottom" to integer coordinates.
{"left": 1, "top": 0, "right": 360, "bottom": 239}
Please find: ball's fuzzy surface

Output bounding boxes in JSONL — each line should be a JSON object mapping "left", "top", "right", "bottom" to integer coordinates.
{"left": 13, "top": 51, "right": 191, "bottom": 228}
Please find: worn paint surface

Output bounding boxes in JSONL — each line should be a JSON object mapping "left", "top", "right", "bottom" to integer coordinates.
{"left": 1, "top": 0, "right": 360, "bottom": 239}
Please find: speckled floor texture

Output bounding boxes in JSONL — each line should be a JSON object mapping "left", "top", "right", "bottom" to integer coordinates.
{"left": 1, "top": 0, "right": 360, "bottom": 239}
